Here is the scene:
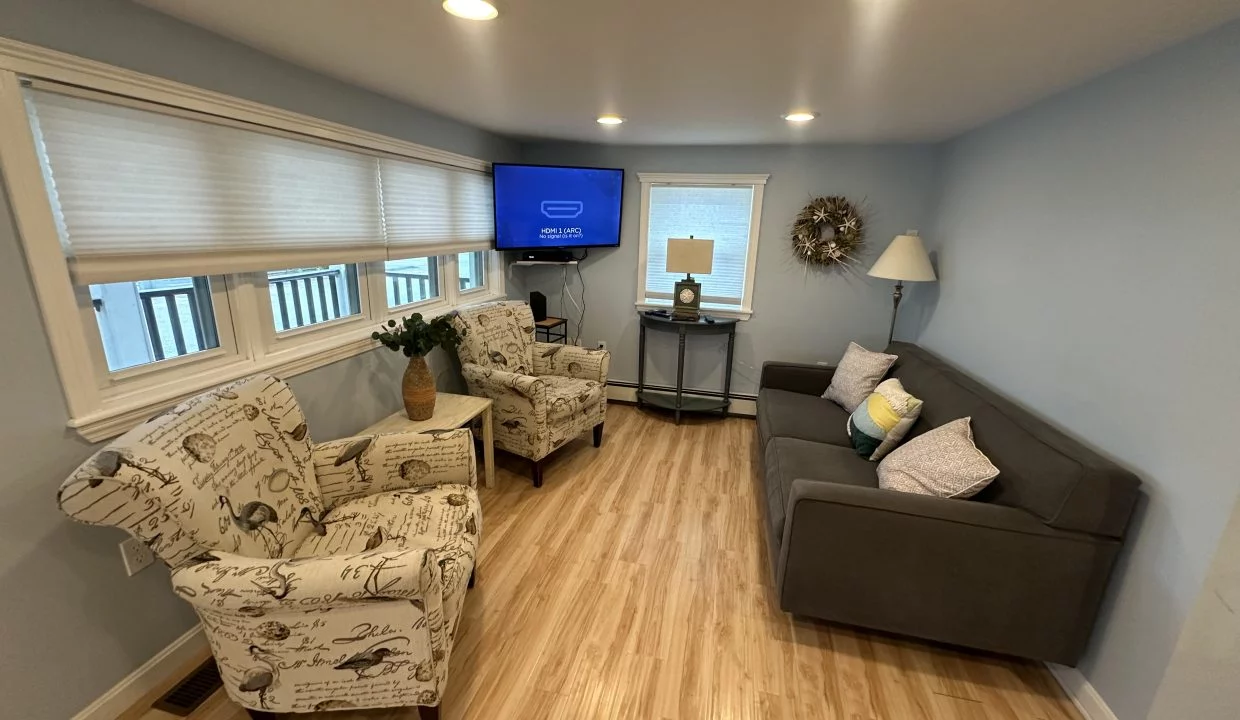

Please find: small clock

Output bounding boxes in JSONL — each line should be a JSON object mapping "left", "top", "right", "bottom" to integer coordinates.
{"left": 672, "top": 277, "right": 702, "bottom": 321}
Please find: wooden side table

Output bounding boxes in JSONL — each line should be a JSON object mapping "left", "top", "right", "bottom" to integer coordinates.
{"left": 363, "top": 393, "right": 495, "bottom": 488}
{"left": 534, "top": 316, "right": 568, "bottom": 344}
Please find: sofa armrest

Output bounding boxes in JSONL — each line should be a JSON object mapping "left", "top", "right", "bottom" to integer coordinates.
{"left": 776, "top": 479, "right": 1121, "bottom": 665}
{"left": 171, "top": 546, "right": 444, "bottom": 613}
{"left": 533, "top": 342, "right": 610, "bottom": 383}
{"left": 760, "top": 361, "right": 835, "bottom": 395}
{"left": 313, "top": 428, "right": 477, "bottom": 509}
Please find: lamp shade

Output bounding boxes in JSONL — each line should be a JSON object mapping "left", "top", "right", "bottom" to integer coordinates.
{"left": 666, "top": 237, "right": 714, "bottom": 275}
{"left": 868, "top": 232, "right": 936, "bottom": 282}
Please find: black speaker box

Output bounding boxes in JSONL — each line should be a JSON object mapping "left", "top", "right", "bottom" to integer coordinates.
{"left": 530, "top": 291, "right": 548, "bottom": 321}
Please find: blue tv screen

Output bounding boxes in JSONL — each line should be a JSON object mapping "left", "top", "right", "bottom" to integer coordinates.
{"left": 493, "top": 164, "right": 624, "bottom": 250}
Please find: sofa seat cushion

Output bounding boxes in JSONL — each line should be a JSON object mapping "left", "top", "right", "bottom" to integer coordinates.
{"left": 293, "top": 487, "right": 481, "bottom": 634}
{"left": 758, "top": 389, "right": 854, "bottom": 448}
{"left": 542, "top": 375, "right": 605, "bottom": 421}
{"left": 762, "top": 438, "right": 878, "bottom": 553}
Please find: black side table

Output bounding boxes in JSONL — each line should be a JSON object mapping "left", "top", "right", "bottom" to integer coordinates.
{"left": 534, "top": 316, "right": 568, "bottom": 344}
{"left": 636, "top": 312, "right": 738, "bottom": 424}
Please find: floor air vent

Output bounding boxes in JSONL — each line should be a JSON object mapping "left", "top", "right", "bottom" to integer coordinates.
{"left": 152, "top": 657, "right": 223, "bottom": 716}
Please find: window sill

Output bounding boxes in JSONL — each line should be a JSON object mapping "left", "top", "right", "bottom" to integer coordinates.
{"left": 635, "top": 302, "right": 752, "bottom": 321}
{"left": 70, "top": 288, "right": 507, "bottom": 442}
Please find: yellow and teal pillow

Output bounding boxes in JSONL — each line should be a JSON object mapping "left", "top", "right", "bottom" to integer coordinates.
{"left": 847, "top": 379, "right": 924, "bottom": 461}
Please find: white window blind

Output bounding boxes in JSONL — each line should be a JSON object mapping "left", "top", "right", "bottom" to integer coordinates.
{"left": 644, "top": 185, "right": 756, "bottom": 307}
{"left": 380, "top": 157, "right": 495, "bottom": 260}
{"left": 25, "top": 87, "right": 387, "bottom": 284}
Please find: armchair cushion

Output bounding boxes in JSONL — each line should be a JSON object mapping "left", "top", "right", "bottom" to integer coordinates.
{"left": 292, "top": 487, "right": 480, "bottom": 635}
{"left": 543, "top": 376, "right": 605, "bottom": 421}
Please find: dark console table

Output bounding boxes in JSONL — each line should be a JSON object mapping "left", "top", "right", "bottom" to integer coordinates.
{"left": 636, "top": 312, "right": 738, "bottom": 424}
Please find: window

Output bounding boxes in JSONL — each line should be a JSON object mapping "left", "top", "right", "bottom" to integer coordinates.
{"left": 0, "top": 58, "right": 505, "bottom": 440}
{"left": 90, "top": 276, "right": 220, "bottom": 371}
{"left": 266, "top": 264, "right": 361, "bottom": 332}
{"left": 458, "top": 251, "right": 487, "bottom": 293}
{"left": 384, "top": 257, "right": 440, "bottom": 308}
{"left": 636, "top": 173, "right": 768, "bottom": 319}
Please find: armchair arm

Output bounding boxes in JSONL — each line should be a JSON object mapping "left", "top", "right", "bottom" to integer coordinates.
{"left": 171, "top": 546, "right": 444, "bottom": 613}
{"left": 533, "top": 342, "right": 610, "bottom": 383}
{"left": 313, "top": 428, "right": 476, "bottom": 509}
{"left": 460, "top": 363, "right": 550, "bottom": 460}
{"left": 760, "top": 361, "right": 835, "bottom": 395}
{"left": 460, "top": 363, "right": 547, "bottom": 406}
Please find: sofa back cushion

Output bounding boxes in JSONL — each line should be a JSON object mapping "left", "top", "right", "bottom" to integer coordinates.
{"left": 887, "top": 343, "right": 1138, "bottom": 538}
{"left": 58, "top": 375, "right": 321, "bottom": 566}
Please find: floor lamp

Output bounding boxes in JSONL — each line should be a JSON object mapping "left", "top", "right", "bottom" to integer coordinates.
{"left": 868, "top": 231, "right": 937, "bottom": 346}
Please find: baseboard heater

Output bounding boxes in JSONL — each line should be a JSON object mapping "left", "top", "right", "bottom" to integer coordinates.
{"left": 607, "top": 380, "right": 757, "bottom": 417}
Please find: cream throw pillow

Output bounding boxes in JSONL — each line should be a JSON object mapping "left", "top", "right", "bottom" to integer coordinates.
{"left": 877, "top": 417, "right": 999, "bottom": 499}
{"left": 823, "top": 342, "right": 898, "bottom": 412}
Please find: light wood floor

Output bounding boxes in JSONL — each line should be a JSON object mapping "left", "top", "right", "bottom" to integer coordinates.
{"left": 137, "top": 404, "right": 1081, "bottom": 720}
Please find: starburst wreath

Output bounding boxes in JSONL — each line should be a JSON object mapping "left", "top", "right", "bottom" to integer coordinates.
{"left": 791, "top": 196, "right": 867, "bottom": 270}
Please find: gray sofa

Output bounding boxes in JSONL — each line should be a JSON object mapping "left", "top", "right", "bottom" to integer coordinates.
{"left": 757, "top": 342, "right": 1139, "bottom": 665}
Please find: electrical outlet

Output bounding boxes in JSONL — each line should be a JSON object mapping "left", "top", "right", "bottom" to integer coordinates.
{"left": 597, "top": 341, "right": 607, "bottom": 351}
{"left": 120, "top": 536, "right": 155, "bottom": 576}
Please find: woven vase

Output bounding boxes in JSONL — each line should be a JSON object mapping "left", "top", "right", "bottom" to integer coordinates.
{"left": 402, "top": 355, "right": 436, "bottom": 420}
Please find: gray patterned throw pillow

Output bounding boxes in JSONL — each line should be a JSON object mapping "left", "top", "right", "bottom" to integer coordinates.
{"left": 877, "top": 417, "right": 1000, "bottom": 499}
{"left": 823, "top": 342, "right": 898, "bottom": 412}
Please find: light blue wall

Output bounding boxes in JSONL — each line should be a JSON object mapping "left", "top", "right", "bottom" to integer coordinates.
{"left": 4, "top": 0, "right": 1237, "bottom": 717}
{"left": 0, "top": 0, "right": 514, "bottom": 717}
{"left": 515, "top": 142, "right": 941, "bottom": 397}
{"left": 917, "top": 20, "right": 1240, "bottom": 720}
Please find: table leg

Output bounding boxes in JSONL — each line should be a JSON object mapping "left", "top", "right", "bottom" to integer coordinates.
{"left": 637, "top": 323, "right": 647, "bottom": 402}
{"left": 675, "top": 329, "right": 686, "bottom": 425}
{"left": 723, "top": 328, "right": 735, "bottom": 414}
{"left": 481, "top": 405, "right": 495, "bottom": 489}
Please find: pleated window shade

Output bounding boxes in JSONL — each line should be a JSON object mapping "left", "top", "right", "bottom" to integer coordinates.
{"left": 380, "top": 157, "right": 495, "bottom": 260}
{"left": 25, "top": 87, "right": 493, "bottom": 284}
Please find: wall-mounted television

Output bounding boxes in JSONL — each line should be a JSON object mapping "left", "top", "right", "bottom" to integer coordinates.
{"left": 493, "top": 163, "right": 624, "bottom": 251}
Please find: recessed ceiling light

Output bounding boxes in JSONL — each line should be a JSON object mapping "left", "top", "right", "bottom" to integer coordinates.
{"left": 783, "top": 112, "right": 819, "bottom": 123}
{"left": 596, "top": 115, "right": 626, "bottom": 125}
{"left": 443, "top": 0, "right": 499, "bottom": 21}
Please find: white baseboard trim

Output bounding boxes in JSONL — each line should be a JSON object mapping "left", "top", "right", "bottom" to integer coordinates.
{"left": 71, "top": 625, "right": 207, "bottom": 720}
{"left": 1046, "top": 663, "right": 1118, "bottom": 720}
{"left": 607, "top": 384, "right": 757, "bottom": 417}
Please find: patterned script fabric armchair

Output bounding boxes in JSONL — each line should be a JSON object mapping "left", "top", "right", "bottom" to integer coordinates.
{"left": 56, "top": 375, "right": 480, "bottom": 719}
{"left": 452, "top": 300, "right": 610, "bottom": 487}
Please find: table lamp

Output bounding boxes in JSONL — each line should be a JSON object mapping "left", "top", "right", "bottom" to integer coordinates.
{"left": 666, "top": 236, "right": 714, "bottom": 321}
{"left": 868, "top": 231, "right": 937, "bottom": 345}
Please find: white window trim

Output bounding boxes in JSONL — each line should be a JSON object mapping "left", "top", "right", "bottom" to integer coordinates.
{"left": 368, "top": 256, "right": 448, "bottom": 317}
{"left": 635, "top": 172, "right": 768, "bottom": 322}
{"left": 0, "top": 39, "right": 505, "bottom": 441}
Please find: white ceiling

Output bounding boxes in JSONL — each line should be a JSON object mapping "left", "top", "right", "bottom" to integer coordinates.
{"left": 136, "top": 0, "right": 1240, "bottom": 144}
